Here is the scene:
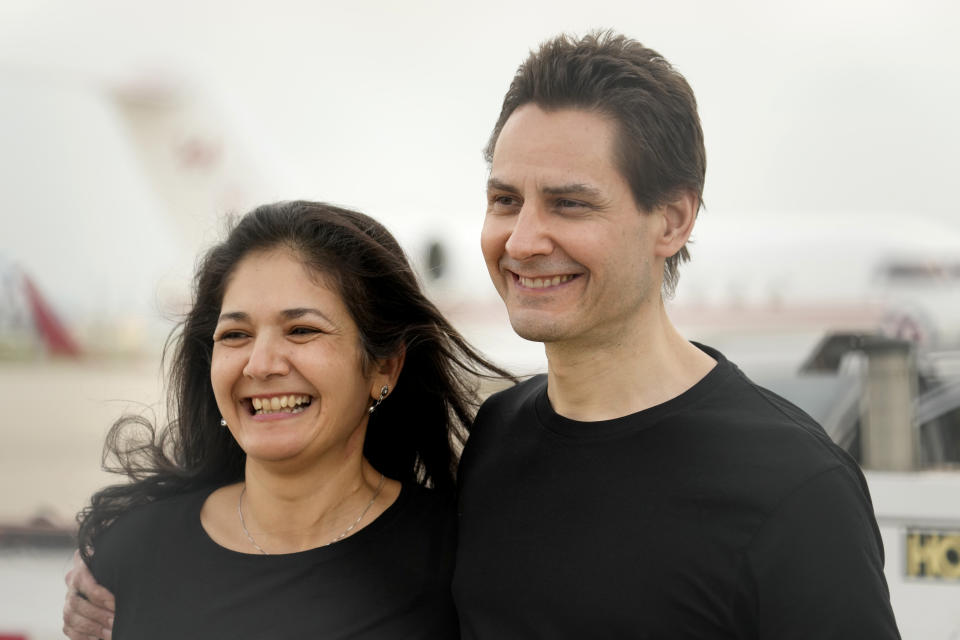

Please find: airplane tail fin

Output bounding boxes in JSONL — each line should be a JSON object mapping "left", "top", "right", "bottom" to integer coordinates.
{"left": 17, "top": 272, "right": 82, "bottom": 358}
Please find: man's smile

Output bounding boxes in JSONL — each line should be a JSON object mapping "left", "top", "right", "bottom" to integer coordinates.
{"left": 512, "top": 272, "right": 580, "bottom": 290}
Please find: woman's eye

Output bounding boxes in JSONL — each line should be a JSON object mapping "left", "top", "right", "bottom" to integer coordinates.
{"left": 290, "top": 327, "right": 321, "bottom": 336}
{"left": 216, "top": 331, "right": 248, "bottom": 342}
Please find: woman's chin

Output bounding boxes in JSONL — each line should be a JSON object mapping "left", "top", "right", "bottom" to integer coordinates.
{"left": 239, "top": 438, "right": 312, "bottom": 465}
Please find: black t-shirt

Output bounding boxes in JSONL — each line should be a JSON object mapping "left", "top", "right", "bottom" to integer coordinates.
{"left": 91, "top": 483, "right": 459, "bottom": 639}
{"left": 453, "top": 344, "right": 900, "bottom": 639}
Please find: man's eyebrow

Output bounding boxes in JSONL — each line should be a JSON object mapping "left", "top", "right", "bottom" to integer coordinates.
{"left": 486, "top": 178, "right": 603, "bottom": 199}
{"left": 486, "top": 177, "right": 518, "bottom": 193}
{"left": 541, "top": 183, "right": 603, "bottom": 199}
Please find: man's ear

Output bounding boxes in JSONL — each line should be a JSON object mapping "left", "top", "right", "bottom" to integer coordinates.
{"left": 655, "top": 190, "right": 699, "bottom": 259}
{"left": 370, "top": 346, "right": 406, "bottom": 397}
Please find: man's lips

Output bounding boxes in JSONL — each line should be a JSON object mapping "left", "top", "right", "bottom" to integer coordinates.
{"left": 511, "top": 272, "right": 580, "bottom": 289}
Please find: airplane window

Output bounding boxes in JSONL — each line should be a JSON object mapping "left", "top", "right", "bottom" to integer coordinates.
{"left": 425, "top": 240, "right": 446, "bottom": 281}
{"left": 883, "top": 262, "right": 960, "bottom": 281}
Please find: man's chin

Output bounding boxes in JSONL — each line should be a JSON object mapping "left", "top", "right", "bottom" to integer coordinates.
{"left": 508, "top": 316, "right": 567, "bottom": 344}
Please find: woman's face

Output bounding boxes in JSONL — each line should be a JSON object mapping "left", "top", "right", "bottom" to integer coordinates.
{"left": 211, "top": 249, "right": 377, "bottom": 467}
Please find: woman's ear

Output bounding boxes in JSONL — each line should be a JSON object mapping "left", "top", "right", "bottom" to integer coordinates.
{"left": 370, "top": 346, "right": 406, "bottom": 397}
{"left": 655, "top": 190, "right": 699, "bottom": 259}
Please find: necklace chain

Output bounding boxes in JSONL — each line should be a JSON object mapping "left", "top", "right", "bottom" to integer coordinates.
{"left": 237, "top": 473, "right": 385, "bottom": 555}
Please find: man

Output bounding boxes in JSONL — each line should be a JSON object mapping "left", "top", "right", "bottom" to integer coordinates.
{"left": 453, "top": 32, "right": 900, "bottom": 638}
{"left": 65, "top": 31, "right": 900, "bottom": 639}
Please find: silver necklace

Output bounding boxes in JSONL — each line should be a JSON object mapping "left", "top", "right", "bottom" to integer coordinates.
{"left": 237, "top": 473, "right": 385, "bottom": 555}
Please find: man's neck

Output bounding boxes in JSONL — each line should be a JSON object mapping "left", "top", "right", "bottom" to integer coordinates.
{"left": 543, "top": 303, "right": 716, "bottom": 422}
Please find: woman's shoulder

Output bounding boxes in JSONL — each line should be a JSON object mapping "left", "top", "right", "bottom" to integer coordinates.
{"left": 394, "top": 483, "right": 456, "bottom": 521}
{"left": 90, "top": 487, "right": 214, "bottom": 576}
{"left": 360, "top": 483, "right": 456, "bottom": 549}
{"left": 104, "top": 487, "right": 211, "bottom": 534}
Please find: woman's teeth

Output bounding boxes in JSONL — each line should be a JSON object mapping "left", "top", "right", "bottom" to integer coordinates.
{"left": 251, "top": 394, "right": 311, "bottom": 415}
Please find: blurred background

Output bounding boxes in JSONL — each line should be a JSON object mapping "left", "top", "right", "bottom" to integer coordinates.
{"left": 1, "top": 0, "right": 959, "bottom": 637}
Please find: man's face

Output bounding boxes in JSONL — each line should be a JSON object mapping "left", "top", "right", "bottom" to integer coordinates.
{"left": 481, "top": 105, "right": 663, "bottom": 346}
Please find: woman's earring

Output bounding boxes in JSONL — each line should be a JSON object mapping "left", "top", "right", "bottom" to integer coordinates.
{"left": 368, "top": 385, "right": 390, "bottom": 415}
{"left": 220, "top": 418, "right": 227, "bottom": 427}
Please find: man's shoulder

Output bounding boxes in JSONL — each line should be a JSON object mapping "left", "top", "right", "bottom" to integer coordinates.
{"left": 677, "top": 348, "right": 861, "bottom": 491}
{"left": 461, "top": 375, "right": 546, "bottom": 473}
{"left": 704, "top": 370, "right": 868, "bottom": 504}
{"left": 476, "top": 374, "right": 546, "bottom": 421}
{"left": 692, "top": 347, "right": 829, "bottom": 441}
{"left": 705, "top": 364, "right": 838, "bottom": 453}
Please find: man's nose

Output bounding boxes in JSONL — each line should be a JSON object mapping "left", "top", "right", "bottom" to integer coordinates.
{"left": 242, "top": 333, "right": 290, "bottom": 380}
{"left": 504, "top": 203, "right": 553, "bottom": 260}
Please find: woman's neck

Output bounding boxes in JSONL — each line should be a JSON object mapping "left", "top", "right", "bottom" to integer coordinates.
{"left": 201, "top": 455, "right": 400, "bottom": 554}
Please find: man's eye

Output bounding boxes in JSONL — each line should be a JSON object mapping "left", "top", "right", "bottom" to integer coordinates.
{"left": 557, "top": 199, "right": 584, "bottom": 208}
{"left": 490, "top": 194, "right": 519, "bottom": 208}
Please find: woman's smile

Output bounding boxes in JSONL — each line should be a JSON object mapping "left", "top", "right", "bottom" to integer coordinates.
{"left": 244, "top": 393, "right": 314, "bottom": 418}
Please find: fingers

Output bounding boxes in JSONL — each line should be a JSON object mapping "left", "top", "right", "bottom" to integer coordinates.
{"left": 63, "top": 550, "right": 115, "bottom": 640}
{"left": 62, "top": 590, "right": 113, "bottom": 639}
{"left": 65, "top": 550, "right": 116, "bottom": 610}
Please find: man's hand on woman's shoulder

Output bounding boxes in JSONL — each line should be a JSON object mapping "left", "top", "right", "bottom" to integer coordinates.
{"left": 63, "top": 550, "right": 115, "bottom": 640}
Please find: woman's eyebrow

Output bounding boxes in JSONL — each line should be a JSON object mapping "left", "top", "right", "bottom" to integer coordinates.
{"left": 216, "top": 308, "right": 335, "bottom": 324}
{"left": 280, "top": 307, "right": 333, "bottom": 323}
{"left": 217, "top": 311, "right": 249, "bottom": 323}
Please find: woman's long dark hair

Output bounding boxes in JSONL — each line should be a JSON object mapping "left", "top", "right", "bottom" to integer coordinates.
{"left": 77, "top": 201, "right": 513, "bottom": 561}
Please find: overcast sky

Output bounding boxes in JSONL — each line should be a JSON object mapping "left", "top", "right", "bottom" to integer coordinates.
{"left": 1, "top": 0, "right": 958, "bottom": 333}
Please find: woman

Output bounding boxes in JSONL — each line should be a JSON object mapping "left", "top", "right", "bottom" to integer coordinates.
{"left": 62, "top": 201, "right": 511, "bottom": 638}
